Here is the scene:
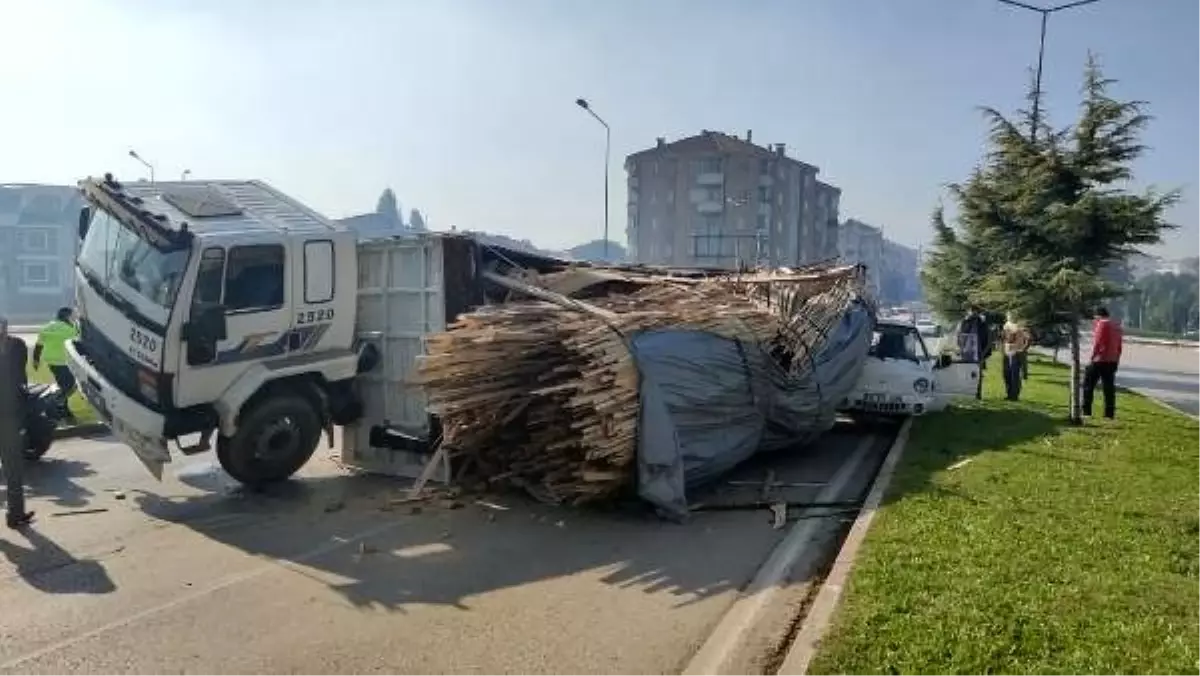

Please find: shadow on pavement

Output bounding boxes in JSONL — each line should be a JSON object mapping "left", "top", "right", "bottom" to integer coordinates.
{"left": 127, "top": 462, "right": 796, "bottom": 612}
{"left": 880, "top": 403, "right": 1067, "bottom": 507}
{"left": 0, "top": 527, "right": 116, "bottom": 595}
{"left": 26, "top": 458, "right": 97, "bottom": 508}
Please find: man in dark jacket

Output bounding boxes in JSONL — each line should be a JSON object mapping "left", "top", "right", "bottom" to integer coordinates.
{"left": 957, "top": 304, "right": 991, "bottom": 399}
{"left": 0, "top": 316, "right": 34, "bottom": 528}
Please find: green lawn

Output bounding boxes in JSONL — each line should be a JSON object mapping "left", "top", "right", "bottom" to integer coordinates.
{"left": 811, "top": 356, "right": 1199, "bottom": 674}
{"left": 26, "top": 363, "right": 100, "bottom": 425}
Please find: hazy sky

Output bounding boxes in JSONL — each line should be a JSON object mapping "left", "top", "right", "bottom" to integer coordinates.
{"left": 2, "top": 0, "right": 1196, "bottom": 255}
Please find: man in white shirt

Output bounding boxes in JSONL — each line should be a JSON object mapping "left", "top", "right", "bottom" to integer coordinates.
{"left": 1001, "top": 317, "right": 1032, "bottom": 401}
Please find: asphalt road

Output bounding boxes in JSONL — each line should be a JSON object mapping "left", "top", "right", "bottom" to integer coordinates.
{"left": 1048, "top": 338, "right": 1199, "bottom": 417}
{"left": 0, "top": 423, "right": 891, "bottom": 674}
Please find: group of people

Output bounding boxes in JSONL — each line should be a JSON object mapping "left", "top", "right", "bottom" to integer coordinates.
{"left": 1, "top": 307, "right": 79, "bottom": 530}
{"left": 955, "top": 304, "right": 1123, "bottom": 417}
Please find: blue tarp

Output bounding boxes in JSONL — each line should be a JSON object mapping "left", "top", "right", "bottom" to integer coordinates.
{"left": 629, "top": 299, "right": 874, "bottom": 519}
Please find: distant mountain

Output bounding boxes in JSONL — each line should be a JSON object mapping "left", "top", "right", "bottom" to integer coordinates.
{"left": 567, "top": 239, "right": 626, "bottom": 264}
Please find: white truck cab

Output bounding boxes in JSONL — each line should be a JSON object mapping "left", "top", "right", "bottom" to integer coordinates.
{"left": 841, "top": 317, "right": 978, "bottom": 417}
{"left": 68, "top": 174, "right": 367, "bottom": 483}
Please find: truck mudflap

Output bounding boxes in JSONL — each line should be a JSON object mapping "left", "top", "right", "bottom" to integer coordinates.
{"left": 66, "top": 340, "right": 171, "bottom": 480}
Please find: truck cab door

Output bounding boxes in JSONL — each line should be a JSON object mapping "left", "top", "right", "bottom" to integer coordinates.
{"left": 176, "top": 240, "right": 293, "bottom": 410}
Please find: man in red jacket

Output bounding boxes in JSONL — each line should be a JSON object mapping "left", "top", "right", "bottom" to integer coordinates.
{"left": 1082, "top": 306, "right": 1123, "bottom": 419}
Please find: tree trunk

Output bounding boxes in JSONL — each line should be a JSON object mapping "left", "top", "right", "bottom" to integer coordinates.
{"left": 1068, "top": 318, "right": 1083, "bottom": 425}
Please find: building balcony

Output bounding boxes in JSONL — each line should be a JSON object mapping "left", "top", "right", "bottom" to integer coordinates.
{"left": 696, "top": 172, "right": 724, "bottom": 186}
{"left": 696, "top": 200, "right": 724, "bottom": 214}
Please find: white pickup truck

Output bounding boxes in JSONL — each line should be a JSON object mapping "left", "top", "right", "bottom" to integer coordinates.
{"left": 840, "top": 318, "right": 978, "bottom": 417}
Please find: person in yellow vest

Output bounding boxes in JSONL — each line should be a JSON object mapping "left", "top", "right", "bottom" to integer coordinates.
{"left": 32, "top": 307, "right": 80, "bottom": 423}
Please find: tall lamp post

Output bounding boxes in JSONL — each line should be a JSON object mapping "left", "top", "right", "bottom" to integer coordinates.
{"left": 574, "top": 98, "right": 611, "bottom": 262}
{"left": 995, "top": 0, "right": 1105, "bottom": 141}
{"left": 128, "top": 149, "right": 156, "bottom": 184}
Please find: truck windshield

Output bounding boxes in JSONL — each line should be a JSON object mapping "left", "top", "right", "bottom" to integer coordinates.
{"left": 78, "top": 207, "right": 190, "bottom": 325}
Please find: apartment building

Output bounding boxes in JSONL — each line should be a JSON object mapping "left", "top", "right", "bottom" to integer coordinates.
{"left": 813, "top": 181, "right": 841, "bottom": 262}
{"left": 880, "top": 239, "right": 920, "bottom": 303}
{"left": 837, "top": 218, "right": 884, "bottom": 297}
{"left": 0, "top": 184, "right": 83, "bottom": 322}
{"left": 624, "top": 130, "right": 838, "bottom": 269}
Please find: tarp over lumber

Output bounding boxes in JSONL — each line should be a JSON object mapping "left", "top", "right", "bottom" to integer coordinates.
{"left": 415, "top": 262, "right": 871, "bottom": 516}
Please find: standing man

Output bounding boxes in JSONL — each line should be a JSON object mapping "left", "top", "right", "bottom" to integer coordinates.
{"left": 32, "top": 307, "right": 79, "bottom": 423}
{"left": 1001, "top": 316, "right": 1032, "bottom": 401}
{"left": 0, "top": 316, "right": 35, "bottom": 529}
{"left": 1082, "top": 306, "right": 1123, "bottom": 419}
{"left": 958, "top": 304, "right": 991, "bottom": 399}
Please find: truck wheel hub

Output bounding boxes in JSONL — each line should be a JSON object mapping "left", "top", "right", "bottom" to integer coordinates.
{"left": 256, "top": 418, "right": 299, "bottom": 459}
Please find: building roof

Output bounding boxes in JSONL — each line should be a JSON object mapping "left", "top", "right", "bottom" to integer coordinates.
{"left": 626, "top": 130, "right": 817, "bottom": 171}
{"left": 815, "top": 180, "right": 842, "bottom": 195}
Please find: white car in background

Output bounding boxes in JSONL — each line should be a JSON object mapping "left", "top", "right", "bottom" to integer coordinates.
{"left": 841, "top": 318, "right": 978, "bottom": 418}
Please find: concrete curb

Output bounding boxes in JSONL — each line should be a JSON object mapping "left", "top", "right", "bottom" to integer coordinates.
{"left": 1138, "top": 393, "right": 1200, "bottom": 422}
{"left": 52, "top": 422, "right": 110, "bottom": 440}
{"left": 776, "top": 417, "right": 913, "bottom": 675}
{"left": 682, "top": 435, "right": 877, "bottom": 675}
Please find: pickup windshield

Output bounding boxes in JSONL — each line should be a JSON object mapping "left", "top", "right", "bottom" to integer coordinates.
{"left": 869, "top": 325, "right": 929, "bottom": 362}
{"left": 78, "top": 207, "right": 190, "bottom": 326}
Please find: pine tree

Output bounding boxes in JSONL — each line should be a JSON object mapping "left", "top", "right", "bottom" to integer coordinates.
{"left": 375, "top": 188, "right": 403, "bottom": 228}
{"left": 922, "top": 54, "right": 1178, "bottom": 422}
{"left": 409, "top": 208, "right": 427, "bottom": 232}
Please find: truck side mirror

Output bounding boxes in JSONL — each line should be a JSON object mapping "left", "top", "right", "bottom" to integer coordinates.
{"left": 183, "top": 302, "right": 228, "bottom": 342}
{"left": 78, "top": 206, "right": 91, "bottom": 240}
{"left": 936, "top": 354, "right": 953, "bottom": 369}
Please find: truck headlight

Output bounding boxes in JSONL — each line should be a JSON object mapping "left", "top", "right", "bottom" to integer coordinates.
{"left": 137, "top": 368, "right": 160, "bottom": 403}
{"left": 913, "top": 378, "right": 930, "bottom": 394}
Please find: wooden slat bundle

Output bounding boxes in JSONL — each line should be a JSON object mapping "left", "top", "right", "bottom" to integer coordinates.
{"left": 414, "top": 264, "right": 865, "bottom": 505}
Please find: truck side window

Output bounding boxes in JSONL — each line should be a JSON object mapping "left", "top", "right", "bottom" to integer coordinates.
{"left": 192, "top": 247, "right": 225, "bottom": 310}
{"left": 224, "top": 244, "right": 285, "bottom": 312}
{"left": 303, "top": 240, "right": 334, "bottom": 304}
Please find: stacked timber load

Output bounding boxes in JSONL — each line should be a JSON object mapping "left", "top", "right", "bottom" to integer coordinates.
{"left": 414, "top": 264, "right": 865, "bottom": 505}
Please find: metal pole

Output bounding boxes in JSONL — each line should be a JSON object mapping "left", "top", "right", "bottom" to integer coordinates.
{"left": 1031, "top": 10, "right": 1048, "bottom": 141}
{"left": 603, "top": 124, "right": 610, "bottom": 262}
{"left": 995, "top": 0, "right": 1106, "bottom": 142}
{"left": 575, "top": 98, "right": 611, "bottom": 262}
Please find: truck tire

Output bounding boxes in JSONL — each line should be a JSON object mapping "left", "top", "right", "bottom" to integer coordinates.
{"left": 217, "top": 394, "right": 321, "bottom": 486}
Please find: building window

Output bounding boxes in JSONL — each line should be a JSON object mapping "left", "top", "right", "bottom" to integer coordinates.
{"left": 777, "top": 192, "right": 784, "bottom": 207}
{"left": 696, "top": 157, "right": 722, "bottom": 175}
{"left": 759, "top": 159, "right": 772, "bottom": 175}
{"left": 19, "top": 229, "right": 53, "bottom": 253}
{"left": 20, "top": 261, "right": 57, "bottom": 288}
{"left": 757, "top": 186, "right": 770, "bottom": 203}
{"left": 756, "top": 214, "right": 768, "bottom": 232}
{"left": 667, "top": 189, "right": 675, "bottom": 205}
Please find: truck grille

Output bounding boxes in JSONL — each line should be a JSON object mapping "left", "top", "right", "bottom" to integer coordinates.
{"left": 78, "top": 319, "right": 161, "bottom": 412}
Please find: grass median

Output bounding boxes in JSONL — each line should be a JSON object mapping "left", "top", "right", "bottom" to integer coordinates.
{"left": 26, "top": 362, "right": 100, "bottom": 426}
{"left": 811, "top": 356, "right": 1199, "bottom": 674}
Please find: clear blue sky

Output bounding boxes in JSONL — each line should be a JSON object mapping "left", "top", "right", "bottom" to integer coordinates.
{"left": 2, "top": 0, "right": 1195, "bottom": 255}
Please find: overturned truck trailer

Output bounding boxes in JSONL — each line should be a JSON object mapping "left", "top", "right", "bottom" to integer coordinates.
{"left": 415, "top": 261, "right": 872, "bottom": 519}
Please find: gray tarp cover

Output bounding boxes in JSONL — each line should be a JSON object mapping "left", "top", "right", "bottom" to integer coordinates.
{"left": 631, "top": 299, "right": 873, "bottom": 519}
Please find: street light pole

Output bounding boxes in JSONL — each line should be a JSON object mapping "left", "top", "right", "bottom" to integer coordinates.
{"left": 128, "top": 149, "right": 156, "bottom": 184}
{"left": 575, "top": 98, "right": 611, "bottom": 262}
{"left": 996, "top": 0, "right": 1105, "bottom": 141}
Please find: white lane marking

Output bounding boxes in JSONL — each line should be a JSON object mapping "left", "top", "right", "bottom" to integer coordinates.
{"left": 1, "top": 518, "right": 406, "bottom": 670}
{"left": 682, "top": 434, "right": 877, "bottom": 675}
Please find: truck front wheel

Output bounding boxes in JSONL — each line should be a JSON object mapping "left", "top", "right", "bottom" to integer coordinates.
{"left": 217, "top": 394, "right": 321, "bottom": 486}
